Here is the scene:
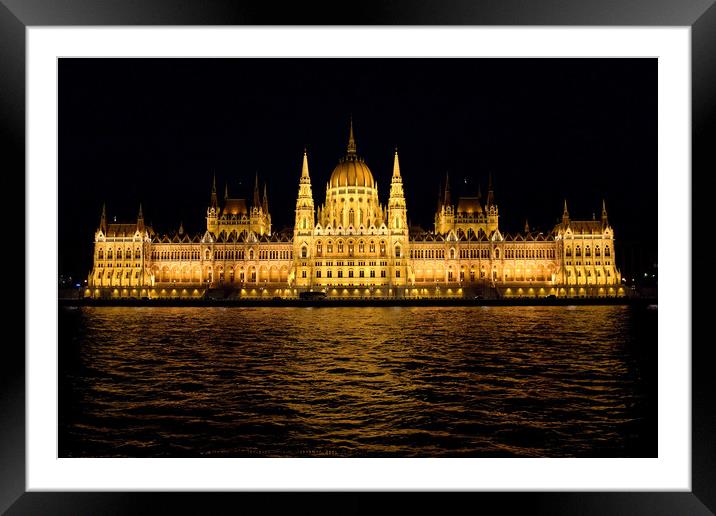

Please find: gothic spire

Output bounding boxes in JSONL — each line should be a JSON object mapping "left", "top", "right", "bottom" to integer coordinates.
{"left": 562, "top": 199, "right": 570, "bottom": 225}
{"left": 301, "top": 147, "right": 310, "bottom": 180}
{"left": 253, "top": 171, "right": 260, "bottom": 208}
{"left": 137, "top": 203, "right": 144, "bottom": 231}
{"left": 347, "top": 116, "right": 356, "bottom": 156}
{"left": 392, "top": 146, "right": 401, "bottom": 180}
{"left": 210, "top": 172, "right": 218, "bottom": 208}
{"left": 524, "top": 219, "right": 529, "bottom": 234}
{"left": 485, "top": 172, "right": 494, "bottom": 207}
{"left": 100, "top": 202, "right": 106, "bottom": 232}
{"left": 601, "top": 199, "right": 609, "bottom": 225}
{"left": 443, "top": 171, "right": 451, "bottom": 207}
{"left": 262, "top": 183, "right": 269, "bottom": 213}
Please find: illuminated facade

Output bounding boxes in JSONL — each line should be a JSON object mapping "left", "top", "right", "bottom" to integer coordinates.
{"left": 87, "top": 122, "right": 624, "bottom": 299}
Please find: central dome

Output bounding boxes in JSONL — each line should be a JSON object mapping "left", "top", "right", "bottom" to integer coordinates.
{"left": 329, "top": 157, "right": 375, "bottom": 189}
{"left": 328, "top": 118, "right": 376, "bottom": 189}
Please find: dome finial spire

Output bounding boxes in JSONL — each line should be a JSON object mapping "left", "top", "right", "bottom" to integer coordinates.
{"left": 347, "top": 115, "right": 356, "bottom": 156}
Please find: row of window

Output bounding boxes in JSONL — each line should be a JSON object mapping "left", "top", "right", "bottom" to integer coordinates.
{"left": 565, "top": 245, "right": 610, "bottom": 258}
{"left": 313, "top": 240, "right": 389, "bottom": 257}
{"left": 148, "top": 249, "right": 293, "bottom": 261}
{"left": 97, "top": 248, "right": 141, "bottom": 260}
{"left": 410, "top": 249, "right": 447, "bottom": 259}
{"left": 504, "top": 249, "right": 556, "bottom": 259}
{"left": 95, "top": 270, "right": 141, "bottom": 279}
{"left": 566, "top": 270, "right": 612, "bottom": 277}
{"left": 306, "top": 269, "right": 396, "bottom": 279}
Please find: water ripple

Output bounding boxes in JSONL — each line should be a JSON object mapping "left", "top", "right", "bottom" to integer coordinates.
{"left": 59, "top": 305, "right": 656, "bottom": 457}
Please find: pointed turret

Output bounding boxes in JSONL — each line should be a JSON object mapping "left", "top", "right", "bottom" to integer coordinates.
{"left": 601, "top": 199, "right": 609, "bottom": 225}
{"left": 347, "top": 116, "right": 357, "bottom": 156}
{"left": 389, "top": 147, "right": 407, "bottom": 231}
{"left": 295, "top": 148, "right": 315, "bottom": 229}
{"left": 210, "top": 172, "right": 218, "bottom": 208}
{"left": 443, "top": 172, "right": 451, "bottom": 207}
{"left": 262, "top": 183, "right": 269, "bottom": 214}
{"left": 253, "top": 171, "right": 260, "bottom": 208}
{"left": 524, "top": 219, "right": 529, "bottom": 234}
{"left": 485, "top": 172, "right": 494, "bottom": 207}
{"left": 562, "top": 199, "right": 570, "bottom": 225}
{"left": 99, "top": 202, "right": 107, "bottom": 232}
{"left": 392, "top": 146, "right": 401, "bottom": 179}
{"left": 178, "top": 221, "right": 184, "bottom": 235}
{"left": 136, "top": 203, "right": 144, "bottom": 232}
{"left": 301, "top": 146, "right": 310, "bottom": 181}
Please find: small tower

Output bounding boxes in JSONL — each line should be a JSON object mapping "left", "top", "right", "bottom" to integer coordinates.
{"left": 444, "top": 171, "right": 452, "bottom": 207}
{"left": 347, "top": 116, "right": 357, "bottom": 156}
{"left": 435, "top": 171, "right": 454, "bottom": 234}
{"left": 294, "top": 148, "right": 315, "bottom": 234}
{"left": 293, "top": 148, "right": 315, "bottom": 288}
{"left": 601, "top": 199, "right": 609, "bottom": 226}
{"left": 252, "top": 172, "right": 261, "bottom": 211}
{"left": 562, "top": 199, "right": 570, "bottom": 226}
{"left": 485, "top": 172, "right": 499, "bottom": 234}
{"left": 99, "top": 202, "right": 107, "bottom": 233}
{"left": 206, "top": 173, "right": 219, "bottom": 234}
{"left": 137, "top": 203, "right": 144, "bottom": 232}
{"left": 262, "top": 183, "right": 269, "bottom": 214}
{"left": 388, "top": 147, "right": 408, "bottom": 232}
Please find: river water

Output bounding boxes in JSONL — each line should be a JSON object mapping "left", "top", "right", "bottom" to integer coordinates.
{"left": 58, "top": 305, "right": 656, "bottom": 457}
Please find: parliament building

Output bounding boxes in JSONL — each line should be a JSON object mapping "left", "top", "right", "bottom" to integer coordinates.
{"left": 86, "top": 122, "right": 624, "bottom": 299}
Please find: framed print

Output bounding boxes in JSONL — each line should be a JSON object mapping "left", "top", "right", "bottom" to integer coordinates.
{"left": 2, "top": 0, "right": 713, "bottom": 514}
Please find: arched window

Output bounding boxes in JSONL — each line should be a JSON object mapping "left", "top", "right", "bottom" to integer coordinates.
{"left": 301, "top": 246, "right": 307, "bottom": 259}
{"left": 369, "top": 241, "right": 375, "bottom": 253}
{"left": 450, "top": 248, "right": 455, "bottom": 259}
{"left": 359, "top": 241, "right": 365, "bottom": 253}
{"left": 605, "top": 246, "right": 611, "bottom": 257}
{"left": 327, "top": 241, "right": 333, "bottom": 254}
{"left": 316, "top": 241, "right": 322, "bottom": 256}
{"left": 595, "top": 246, "right": 601, "bottom": 257}
{"left": 576, "top": 246, "right": 582, "bottom": 257}
{"left": 205, "top": 249, "right": 210, "bottom": 260}
{"left": 348, "top": 242, "right": 354, "bottom": 256}
{"left": 566, "top": 246, "right": 572, "bottom": 257}
{"left": 395, "top": 245, "right": 401, "bottom": 258}
{"left": 249, "top": 249, "right": 254, "bottom": 260}
{"left": 338, "top": 241, "right": 344, "bottom": 253}
{"left": 585, "top": 246, "right": 591, "bottom": 257}
{"left": 380, "top": 241, "right": 386, "bottom": 257}
{"left": 349, "top": 209, "right": 355, "bottom": 226}
{"left": 117, "top": 249, "right": 123, "bottom": 260}
{"left": 98, "top": 249, "right": 104, "bottom": 259}
{"left": 494, "top": 248, "right": 500, "bottom": 260}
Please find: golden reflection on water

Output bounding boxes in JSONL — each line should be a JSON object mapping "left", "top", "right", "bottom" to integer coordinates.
{"left": 59, "top": 306, "right": 656, "bottom": 458}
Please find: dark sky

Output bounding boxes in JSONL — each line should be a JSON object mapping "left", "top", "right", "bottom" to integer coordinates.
{"left": 59, "top": 58, "right": 656, "bottom": 280}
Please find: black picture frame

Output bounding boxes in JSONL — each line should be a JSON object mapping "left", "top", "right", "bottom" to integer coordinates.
{"left": 2, "top": 1, "right": 711, "bottom": 514}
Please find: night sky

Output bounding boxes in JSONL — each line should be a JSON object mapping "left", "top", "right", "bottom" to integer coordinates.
{"left": 59, "top": 58, "right": 656, "bottom": 282}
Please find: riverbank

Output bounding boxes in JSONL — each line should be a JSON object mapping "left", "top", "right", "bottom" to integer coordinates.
{"left": 58, "top": 296, "right": 657, "bottom": 308}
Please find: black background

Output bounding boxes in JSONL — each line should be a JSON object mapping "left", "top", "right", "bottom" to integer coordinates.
{"left": 59, "top": 58, "right": 656, "bottom": 284}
